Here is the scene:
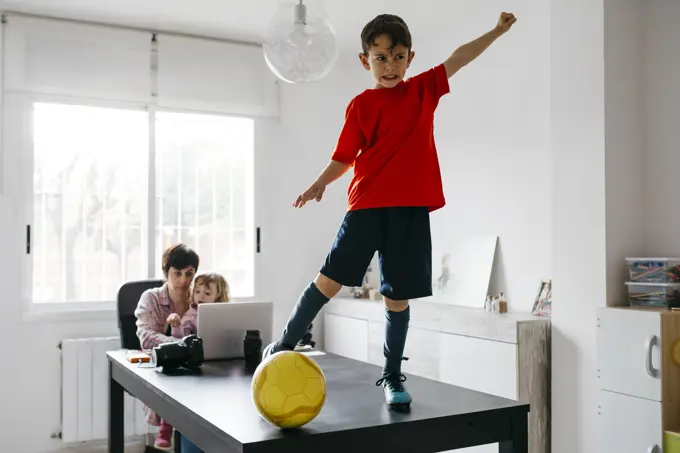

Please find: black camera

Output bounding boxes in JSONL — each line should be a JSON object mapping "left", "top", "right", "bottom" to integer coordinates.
{"left": 151, "top": 334, "right": 204, "bottom": 371}
{"left": 298, "top": 323, "right": 316, "bottom": 348}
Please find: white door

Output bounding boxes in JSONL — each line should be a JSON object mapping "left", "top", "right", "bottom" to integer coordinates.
{"left": 598, "top": 389, "right": 661, "bottom": 453}
{"left": 323, "top": 314, "right": 368, "bottom": 362}
{"left": 439, "top": 333, "right": 518, "bottom": 453}
{"left": 597, "top": 307, "right": 661, "bottom": 401}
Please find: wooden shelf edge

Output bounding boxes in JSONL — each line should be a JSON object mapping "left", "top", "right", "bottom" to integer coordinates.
{"left": 662, "top": 311, "right": 680, "bottom": 434}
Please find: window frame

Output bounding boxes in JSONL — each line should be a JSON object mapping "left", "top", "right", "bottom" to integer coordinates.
{"left": 151, "top": 106, "right": 261, "bottom": 301}
{"left": 13, "top": 93, "right": 262, "bottom": 320}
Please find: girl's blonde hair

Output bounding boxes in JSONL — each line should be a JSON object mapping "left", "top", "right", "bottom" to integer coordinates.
{"left": 193, "top": 272, "right": 230, "bottom": 302}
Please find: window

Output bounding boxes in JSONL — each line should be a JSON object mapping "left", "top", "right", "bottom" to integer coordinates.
{"left": 154, "top": 111, "right": 255, "bottom": 298}
{"left": 31, "top": 103, "right": 256, "bottom": 304}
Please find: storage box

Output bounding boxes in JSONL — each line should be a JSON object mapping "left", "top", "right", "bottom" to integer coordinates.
{"left": 626, "top": 258, "right": 680, "bottom": 283}
{"left": 626, "top": 282, "right": 680, "bottom": 308}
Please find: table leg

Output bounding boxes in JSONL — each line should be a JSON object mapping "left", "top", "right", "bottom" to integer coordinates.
{"left": 174, "top": 430, "right": 182, "bottom": 453}
{"left": 499, "top": 411, "right": 528, "bottom": 453}
{"left": 109, "top": 361, "right": 125, "bottom": 453}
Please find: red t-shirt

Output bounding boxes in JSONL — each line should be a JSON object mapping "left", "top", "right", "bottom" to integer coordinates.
{"left": 331, "top": 63, "right": 450, "bottom": 212}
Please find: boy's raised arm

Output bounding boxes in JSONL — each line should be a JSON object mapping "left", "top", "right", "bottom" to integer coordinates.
{"left": 443, "top": 12, "right": 517, "bottom": 78}
{"left": 293, "top": 97, "right": 363, "bottom": 209}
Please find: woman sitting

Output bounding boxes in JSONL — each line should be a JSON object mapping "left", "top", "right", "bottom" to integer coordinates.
{"left": 134, "top": 243, "right": 202, "bottom": 452}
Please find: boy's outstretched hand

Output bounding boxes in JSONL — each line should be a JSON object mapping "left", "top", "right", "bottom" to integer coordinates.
{"left": 293, "top": 180, "right": 326, "bottom": 208}
{"left": 496, "top": 12, "right": 517, "bottom": 34}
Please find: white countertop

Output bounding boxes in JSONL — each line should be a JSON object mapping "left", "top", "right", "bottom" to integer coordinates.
{"left": 325, "top": 297, "right": 550, "bottom": 344}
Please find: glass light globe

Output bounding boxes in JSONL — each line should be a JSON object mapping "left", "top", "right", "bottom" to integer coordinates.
{"left": 263, "top": 0, "right": 339, "bottom": 83}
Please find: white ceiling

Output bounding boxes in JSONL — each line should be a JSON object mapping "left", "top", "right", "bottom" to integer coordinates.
{"left": 0, "top": 0, "right": 514, "bottom": 52}
{"left": 0, "top": 0, "right": 436, "bottom": 51}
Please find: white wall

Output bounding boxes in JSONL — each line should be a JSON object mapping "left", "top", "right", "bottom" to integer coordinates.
{"left": 604, "top": 0, "right": 645, "bottom": 305}
{"left": 408, "top": 1, "right": 552, "bottom": 312}
{"left": 0, "top": 80, "right": 122, "bottom": 451}
{"left": 552, "top": 1, "right": 680, "bottom": 452}
{"left": 0, "top": 195, "right": 122, "bottom": 452}
{"left": 551, "top": 2, "right": 606, "bottom": 453}
{"left": 258, "top": 52, "right": 367, "bottom": 347}
{"left": 643, "top": 0, "right": 680, "bottom": 258}
{"left": 603, "top": 0, "right": 680, "bottom": 306}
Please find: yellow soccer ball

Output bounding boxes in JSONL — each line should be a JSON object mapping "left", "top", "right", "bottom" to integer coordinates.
{"left": 251, "top": 350, "right": 326, "bottom": 428}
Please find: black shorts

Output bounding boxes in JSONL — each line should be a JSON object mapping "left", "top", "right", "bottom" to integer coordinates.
{"left": 320, "top": 206, "right": 432, "bottom": 301}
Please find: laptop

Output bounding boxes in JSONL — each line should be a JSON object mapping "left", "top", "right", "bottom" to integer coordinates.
{"left": 196, "top": 301, "right": 273, "bottom": 361}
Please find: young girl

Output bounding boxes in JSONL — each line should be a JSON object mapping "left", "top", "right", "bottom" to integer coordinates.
{"left": 157, "top": 272, "right": 229, "bottom": 453}
{"left": 167, "top": 272, "right": 230, "bottom": 337}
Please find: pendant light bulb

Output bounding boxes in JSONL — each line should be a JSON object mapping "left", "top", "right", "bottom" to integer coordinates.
{"left": 263, "top": 0, "right": 339, "bottom": 83}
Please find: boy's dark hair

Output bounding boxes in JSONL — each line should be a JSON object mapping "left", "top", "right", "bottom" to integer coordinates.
{"left": 361, "top": 14, "right": 412, "bottom": 55}
{"left": 162, "top": 243, "right": 199, "bottom": 277}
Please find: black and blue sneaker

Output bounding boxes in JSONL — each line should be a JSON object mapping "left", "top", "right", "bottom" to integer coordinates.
{"left": 261, "top": 341, "right": 293, "bottom": 360}
{"left": 376, "top": 372, "right": 412, "bottom": 409}
{"left": 261, "top": 342, "right": 277, "bottom": 360}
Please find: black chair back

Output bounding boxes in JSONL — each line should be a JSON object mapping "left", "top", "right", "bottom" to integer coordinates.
{"left": 117, "top": 279, "right": 164, "bottom": 350}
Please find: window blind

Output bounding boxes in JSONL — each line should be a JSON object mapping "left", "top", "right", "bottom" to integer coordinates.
{"left": 3, "top": 15, "right": 152, "bottom": 102}
{"left": 155, "top": 33, "right": 279, "bottom": 117}
{"left": 2, "top": 15, "right": 280, "bottom": 117}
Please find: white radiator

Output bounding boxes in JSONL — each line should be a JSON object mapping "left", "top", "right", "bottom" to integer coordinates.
{"left": 60, "top": 336, "right": 148, "bottom": 443}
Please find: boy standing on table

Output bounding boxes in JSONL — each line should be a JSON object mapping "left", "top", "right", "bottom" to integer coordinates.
{"left": 264, "top": 12, "right": 517, "bottom": 409}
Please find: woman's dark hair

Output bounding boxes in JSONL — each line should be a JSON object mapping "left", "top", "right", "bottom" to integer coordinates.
{"left": 161, "top": 244, "right": 199, "bottom": 277}
{"left": 361, "top": 14, "right": 412, "bottom": 55}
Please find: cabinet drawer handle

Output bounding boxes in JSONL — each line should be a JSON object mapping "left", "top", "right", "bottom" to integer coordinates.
{"left": 645, "top": 335, "right": 659, "bottom": 378}
{"left": 647, "top": 445, "right": 660, "bottom": 453}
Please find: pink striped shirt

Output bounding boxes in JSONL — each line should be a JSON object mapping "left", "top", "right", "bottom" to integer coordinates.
{"left": 133, "top": 283, "right": 190, "bottom": 426}
{"left": 134, "top": 283, "right": 178, "bottom": 350}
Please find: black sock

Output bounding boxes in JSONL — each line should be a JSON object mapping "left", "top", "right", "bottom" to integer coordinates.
{"left": 383, "top": 305, "right": 410, "bottom": 377}
{"left": 279, "top": 282, "right": 330, "bottom": 349}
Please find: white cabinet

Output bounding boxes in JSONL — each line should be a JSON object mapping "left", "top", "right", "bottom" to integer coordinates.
{"left": 367, "top": 322, "right": 441, "bottom": 381}
{"left": 438, "top": 333, "right": 519, "bottom": 453}
{"left": 323, "top": 297, "right": 551, "bottom": 453}
{"left": 439, "top": 333, "right": 518, "bottom": 401}
{"left": 323, "top": 313, "right": 368, "bottom": 362}
{"left": 597, "top": 307, "right": 661, "bottom": 401}
{"left": 598, "top": 389, "right": 661, "bottom": 453}
{"left": 596, "top": 307, "right": 680, "bottom": 452}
